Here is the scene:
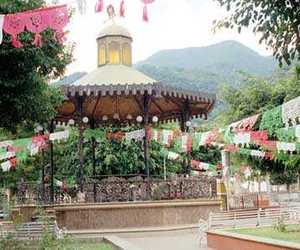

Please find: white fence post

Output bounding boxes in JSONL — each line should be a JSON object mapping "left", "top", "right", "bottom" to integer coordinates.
{"left": 208, "top": 212, "right": 212, "bottom": 230}
{"left": 257, "top": 208, "right": 261, "bottom": 227}
{"left": 234, "top": 212, "right": 237, "bottom": 228}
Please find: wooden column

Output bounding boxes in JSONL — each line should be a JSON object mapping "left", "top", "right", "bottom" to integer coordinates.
{"left": 143, "top": 94, "right": 151, "bottom": 199}
{"left": 180, "top": 100, "right": 191, "bottom": 175}
{"left": 41, "top": 150, "right": 45, "bottom": 203}
{"left": 77, "top": 96, "right": 85, "bottom": 192}
{"left": 221, "top": 150, "right": 231, "bottom": 211}
{"left": 90, "top": 119, "right": 97, "bottom": 202}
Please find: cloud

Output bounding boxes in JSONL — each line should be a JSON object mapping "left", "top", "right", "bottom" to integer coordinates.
{"left": 60, "top": 0, "right": 270, "bottom": 74}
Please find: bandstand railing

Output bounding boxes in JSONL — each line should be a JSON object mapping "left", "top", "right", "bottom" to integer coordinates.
{"left": 15, "top": 175, "right": 217, "bottom": 205}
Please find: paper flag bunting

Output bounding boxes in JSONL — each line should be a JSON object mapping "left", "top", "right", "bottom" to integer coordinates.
{"left": 192, "top": 132, "right": 202, "bottom": 149}
{"left": 296, "top": 125, "right": 300, "bottom": 141}
{"left": 0, "top": 15, "right": 4, "bottom": 45}
{"left": 250, "top": 150, "right": 266, "bottom": 158}
{"left": 95, "top": 0, "right": 104, "bottom": 13}
{"left": 120, "top": 0, "right": 125, "bottom": 17}
{"left": 199, "top": 131, "right": 211, "bottom": 146}
{"left": 180, "top": 134, "right": 192, "bottom": 152}
{"left": 2, "top": 5, "right": 69, "bottom": 48}
{"left": 0, "top": 151, "right": 15, "bottom": 161}
{"left": 167, "top": 151, "right": 180, "bottom": 160}
{"left": 49, "top": 130, "right": 70, "bottom": 142}
{"left": 149, "top": 129, "right": 160, "bottom": 142}
{"left": 277, "top": 142, "right": 296, "bottom": 152}
{"left": 161, "top": 130, "right": 174, "bottom": 147}
{"left": 125, "top": 129, "right": 145, "bottom": 141}
{"left": 0, "top": 140, "right": 13, "bottom": 148}
{"left": 56, "top": 179, "right": 63, "bottom": 187}
{"left": 141, "top": 0, "right": 155, "bottom": 22}
{"left": 1, "top": 160, "right": 11, "bottom": 172}
{"left": 282, "top": 96, "right": 300, "bottom": 127}
{"left": 233, "top": 132, "right": 251, "bottom": 145}
{"left": 191, "top": 160, "right": 209, "bottom": 171}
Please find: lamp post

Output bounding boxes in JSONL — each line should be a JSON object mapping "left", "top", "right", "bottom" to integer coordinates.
{"left": 79, "top": 116, "right": 89, "bottom": 192}
{"left": 49, "top": 120, "right": 55, "bottom": 204}
{"left": 186, "top": 120, "right": 192, "bottom": 176}
{"left": 35, "top": 125, "right": 45, "bottom": 203}
{"left": 89, "top": 118, "right": 98, "bottom": 203}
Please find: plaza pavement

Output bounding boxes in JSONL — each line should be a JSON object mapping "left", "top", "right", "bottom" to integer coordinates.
{"left": 114, "top": 228, "right": 209, "bottom": 250}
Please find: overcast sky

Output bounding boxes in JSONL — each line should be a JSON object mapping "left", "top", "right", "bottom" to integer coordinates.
{"left": 55, "top": 0, "right": 271, "bottom": 74}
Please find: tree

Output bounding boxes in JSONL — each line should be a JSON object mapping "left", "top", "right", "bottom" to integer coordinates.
{"left": 215, "top": 68, "right": 300, "bottom": 187}
{"left": 217, "top": 68, "right": 300, "bottom": 125}
{"left": 214, "top": 0, "right": 300, "bottom": 65}
{"left": 0, "top": 0, "right": 73, "bottom": 132}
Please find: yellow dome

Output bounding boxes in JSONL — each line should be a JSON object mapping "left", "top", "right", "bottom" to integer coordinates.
{"left": 97, "top": 23, "right": 132, "bottom": 40}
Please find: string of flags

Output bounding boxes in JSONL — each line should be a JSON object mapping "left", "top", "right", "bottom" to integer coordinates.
{"left": 94, "top": 0, "right": 155, "bottom": 21}
{"left": 0, "top": 0, "right": 157, "bottom": 48}
{"left": 0, "top": 130, "right": 69, "bottom": 172}
{"left": 59, "top": 0, "right": 155, "bottom": 21}
{"left": 120, "top": 125, "right": 300, "bottom": 156}
{"left": 49, "top": 130, "right": 70, "bottom": 142}
{"left": 161, "top": 149, "right": 219, "bottom": 175}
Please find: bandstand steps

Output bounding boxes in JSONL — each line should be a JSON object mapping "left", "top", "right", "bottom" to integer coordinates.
{"left": 1, "top": 221, "right": 58, "bottom": 240}
{"left": 0, "top": 210, "right": 8, "bottom": 221}
{"left": 0, "top": 210, "right": 4, "bottom": 219}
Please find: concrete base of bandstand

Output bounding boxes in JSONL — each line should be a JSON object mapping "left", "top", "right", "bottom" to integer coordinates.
{"left": 13, "top": 199, "right": 221, "bottom": 232}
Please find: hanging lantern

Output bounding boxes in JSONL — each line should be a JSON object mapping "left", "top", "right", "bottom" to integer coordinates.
{"left": 141, "top": 0, "right": 155, "bottom": 22}
{"left": 113, "top": 113, "right": 120, "bottom": 120}
{"left": 136, "top": 116, "right": 143, "bottom": 123}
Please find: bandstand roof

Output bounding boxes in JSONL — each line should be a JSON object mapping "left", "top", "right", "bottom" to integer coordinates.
{"left": 57, "top": 66, "right": 216, "bottom": 124}
{"left": 72, "top": 64, "right": 155, "bottom": 86}
{"left": 56, "top": 23, "right": 216, "bottom": 125}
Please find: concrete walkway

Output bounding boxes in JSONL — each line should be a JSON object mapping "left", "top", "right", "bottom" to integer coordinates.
{"left": 115, "top": 228, "right": 208, "bottom": 250}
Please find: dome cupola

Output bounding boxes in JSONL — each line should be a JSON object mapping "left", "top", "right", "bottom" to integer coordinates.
{"left": 97, "top": 23, "right": 133, "bottom": 67}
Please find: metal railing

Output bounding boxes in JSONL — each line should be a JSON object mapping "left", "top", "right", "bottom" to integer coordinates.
{"left": 15, "top": 175, "right": 217, "bottom": 205}
{"left": 208, "top": 206, "right": 300, "bottom": 230}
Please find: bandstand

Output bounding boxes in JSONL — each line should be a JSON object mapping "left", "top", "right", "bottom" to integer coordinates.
{"left": 13, "top": 23, "right": 221, "bottom": 231}
{"left": 55, "top": 23, "right": 216, "bottom": 195}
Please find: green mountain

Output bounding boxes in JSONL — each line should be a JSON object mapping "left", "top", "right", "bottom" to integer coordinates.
{"left": 136, "top": 40, "right": 277, "bottom": 93}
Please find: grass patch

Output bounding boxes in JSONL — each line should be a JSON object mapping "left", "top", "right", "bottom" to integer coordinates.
{"left": 64, "top": 241, "right": 116, "bottom": 250}
{"left": 226, "top": 225, "right": 300, "bottom": 243}
{"left": 1, "top": 238, "right": 117, "bottom": 250}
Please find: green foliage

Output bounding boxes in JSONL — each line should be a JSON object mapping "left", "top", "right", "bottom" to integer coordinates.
{"left": 0, "top": 233, "right": 26, "bottom": 250}
{"left": 218, "top": 76, "right": 273, "bottom": 124}
{"left": 259, "top": 106, "right": 284, "bottom": 138}
{"left": 275, "top": 127, "right": 297, "bottom": 142}
{"left": 228, "top": 225, "right": 300, "bottom": 243}
{"left": 214, "top": 0, "right": 300, "bottom": 65}
{"left": 138, "top": 40, "right": 276, "bottom": 80}
{"left": 191, "top": 146, "right": 221, "bottom": 165}
{"left": 232, "top": 149, "right": 299, "bottom": 186}
{"left": 0, "top": 0, "right": 72, "bottom": 131}
{"left": 274, "top": 216, "right": 287, "bottom": 233}
{"left": 43, "top": 128, "right": 174, "bottom": 184}
{"left": 0, "top": 190, "right": 11, "bottom": 220}
{"left": 217, "top": 68, "right": 300, "bottom": 126}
